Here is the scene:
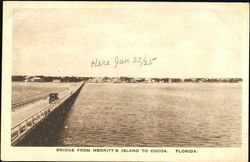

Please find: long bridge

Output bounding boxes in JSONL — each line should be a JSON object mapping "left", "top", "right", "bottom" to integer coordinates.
{"left": 11, "top": 82, "right": 85, "bottom": 146}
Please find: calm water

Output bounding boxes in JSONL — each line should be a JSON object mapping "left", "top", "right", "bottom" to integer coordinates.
{"left": 54, "top": 83, "right": 241, "bottom": 147}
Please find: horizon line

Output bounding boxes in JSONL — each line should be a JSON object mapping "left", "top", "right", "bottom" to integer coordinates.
{"left": 11, "top": 75, "right": 243, "bottom": 79}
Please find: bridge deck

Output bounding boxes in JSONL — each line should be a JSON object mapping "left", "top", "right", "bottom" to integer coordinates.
{"left": 11, "top": 89, "right": 71, "bottom": 127}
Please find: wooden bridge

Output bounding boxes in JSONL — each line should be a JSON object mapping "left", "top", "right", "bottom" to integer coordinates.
{"left": 11, "top": 82, "right": 85, "bottom": 146}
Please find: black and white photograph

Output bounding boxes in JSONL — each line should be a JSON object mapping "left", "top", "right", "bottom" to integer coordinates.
{"left": 1, "top": 1, "right": 249, "bottom": 161}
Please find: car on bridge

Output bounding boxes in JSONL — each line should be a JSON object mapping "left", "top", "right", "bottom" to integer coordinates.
{"left": 49, "top": 93, "right": 59, "bottom": 104}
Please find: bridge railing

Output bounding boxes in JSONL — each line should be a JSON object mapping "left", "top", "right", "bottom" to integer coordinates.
{"left": 11, "top": 86, "right": 80, "bottom": 145}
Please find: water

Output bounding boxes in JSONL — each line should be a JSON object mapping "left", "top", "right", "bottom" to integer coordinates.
{"left": 54, "top": 83, "right": 241, "bottom": 147}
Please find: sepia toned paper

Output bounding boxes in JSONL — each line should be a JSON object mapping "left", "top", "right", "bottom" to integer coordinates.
{"left": 1, "top": 1, "right": 249, "bottom": 161}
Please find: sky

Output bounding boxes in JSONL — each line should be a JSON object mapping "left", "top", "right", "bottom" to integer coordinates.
{"left": 12, "top": 3, "right": 248, "bottom": 78}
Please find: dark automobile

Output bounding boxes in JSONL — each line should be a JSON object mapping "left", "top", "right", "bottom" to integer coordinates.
{"left": 49, "top": 93, "right": 59, "bottom": 104}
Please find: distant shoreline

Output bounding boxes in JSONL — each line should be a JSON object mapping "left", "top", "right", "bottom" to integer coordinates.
{"left": 11, "top": 77, "right": 242, "bottom": 84}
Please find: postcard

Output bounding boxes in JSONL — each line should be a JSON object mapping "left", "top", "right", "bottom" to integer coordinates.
{"left": 1, "top": 1, "right": 249, "bottom": 161}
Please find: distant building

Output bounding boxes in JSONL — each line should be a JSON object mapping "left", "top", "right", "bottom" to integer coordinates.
{"left": 52, "top": 79, "right": 61, "bottom": 83}
{"left": 135, "top": 78, "right": 145, "bottom": 83}
{"left": 86, "top": 79, "right": 93, "bottom": 83}
{"left": 129, "top": 78, "right": 137, "bottom": 83}
{"left": 105, "top": 79, "right": 112, "bottom": 83}
{"left": 112, "top": 78, "right": 121, "bottom": 83}
{"left": 102, "top": 77, "right": 111, "bottom": 83}
{"left": 91, "top": 77, "right": 103, "bottom": 83}
{"left": 145, "top": 78, "right": 153, "bottom": 83}
{"left": 25, "top": 76, "right": 43, "bottom": 82}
